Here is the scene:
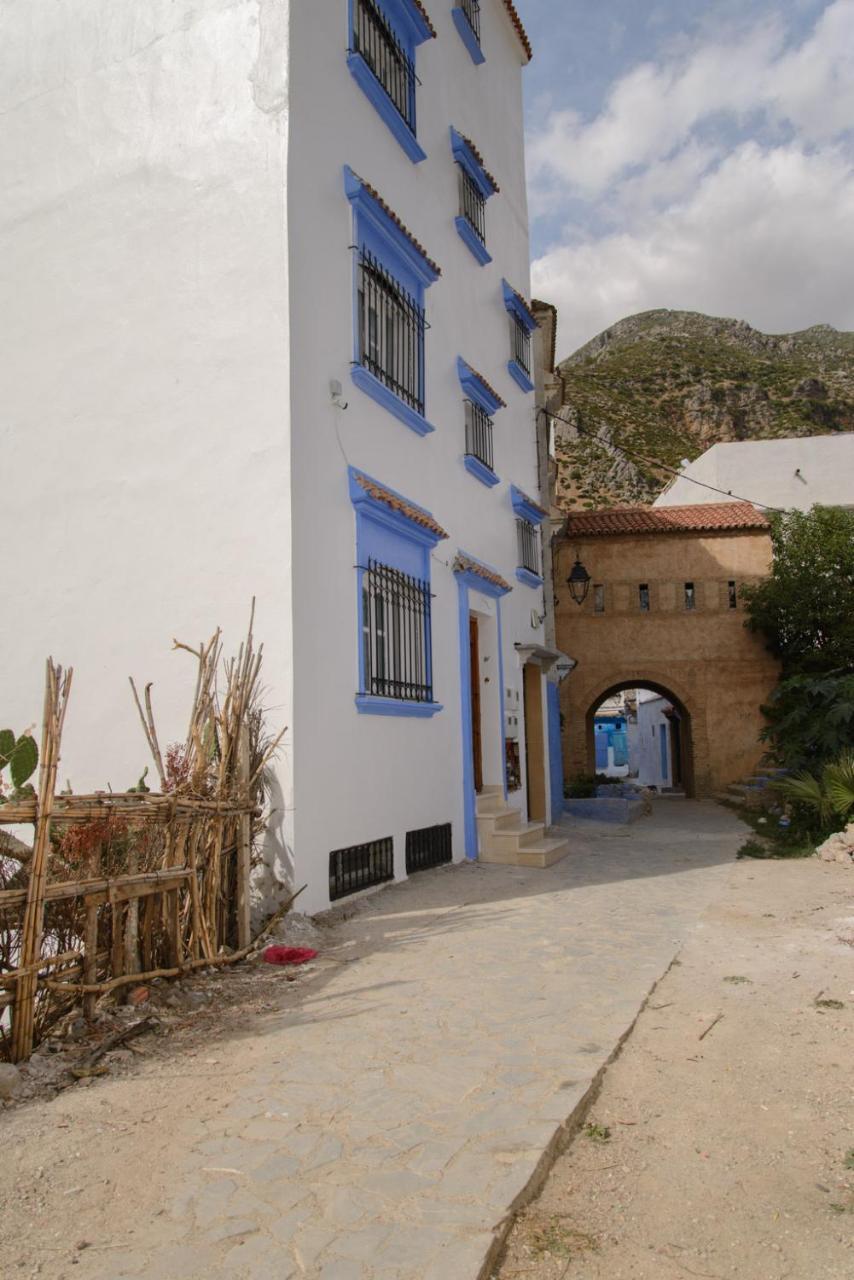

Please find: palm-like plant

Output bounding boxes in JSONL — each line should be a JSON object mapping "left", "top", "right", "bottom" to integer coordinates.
{"left": 772, "top": 750, "right": 854, "bottom": 830}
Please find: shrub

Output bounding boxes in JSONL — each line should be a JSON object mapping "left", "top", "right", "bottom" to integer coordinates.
{"left": 759, "top": 671, "right": 854, "bottom": 772}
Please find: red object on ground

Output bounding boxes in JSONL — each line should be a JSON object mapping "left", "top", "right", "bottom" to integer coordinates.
{"left": 262, "top": 945, "right": 318, "bottom": 966}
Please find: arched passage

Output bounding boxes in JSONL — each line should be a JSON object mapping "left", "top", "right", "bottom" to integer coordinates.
{"left": 584, "top": 679, "right": 696, "bottom": 798}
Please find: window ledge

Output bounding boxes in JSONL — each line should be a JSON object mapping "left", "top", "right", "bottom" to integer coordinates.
{"left": 507, "top": 359, "right": 534, "bottom": 393}
{"left": 451, "top": 8, "right": 485, "bottom": 63}
{"left": 464, "top": 454, "right": 500, "bottom": 488}
{"left": 515, "top": 567, "right": 543, "bottom": 588}
{"left": 347, "top": 53, "right": 427, "bottom": 165}
{"left": 454, "top": 216, "right": 491, "bottom": 265}
{"left": 356, "top": 695, "right": 443, "bottom": 718}
{"left": 351, "top": 365, "right": 434, "bottom": 436}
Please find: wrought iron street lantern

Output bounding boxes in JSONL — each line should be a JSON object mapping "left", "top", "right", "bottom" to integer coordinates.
{"left": 566, "top": 553, "right": 591, "bottom": 606}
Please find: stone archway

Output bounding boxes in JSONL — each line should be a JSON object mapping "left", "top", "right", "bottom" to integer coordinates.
{"left": 563, "top": 667, "right": 713, "bottom": 798}
{"left": 583, "top": 678, "right": 697, "bottom": 797}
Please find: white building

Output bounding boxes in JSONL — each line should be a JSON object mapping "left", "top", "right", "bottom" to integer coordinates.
{"left": 654, "top": 435, "right": 854, "bottom": 512}
{"left": 632, "top": 691, "right": 676, "bottom": 791}
{"left": 2, "top": 1, "right": 565, "bottom": 913}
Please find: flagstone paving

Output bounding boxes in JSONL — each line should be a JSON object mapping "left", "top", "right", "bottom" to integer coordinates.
{"left": 3, "top": 800, "right": 746, "bottom": 1279}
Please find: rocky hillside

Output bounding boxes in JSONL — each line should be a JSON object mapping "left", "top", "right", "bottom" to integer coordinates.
{"left": 553, "top": 311, "right": 854, "bottom": 509}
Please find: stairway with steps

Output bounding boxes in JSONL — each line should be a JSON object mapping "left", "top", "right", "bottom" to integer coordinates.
{"left": 714, "top": 766, "right": 788, "bottom": 806}
{"left": 475, "top": 785, "right": 571, "bottom": 868}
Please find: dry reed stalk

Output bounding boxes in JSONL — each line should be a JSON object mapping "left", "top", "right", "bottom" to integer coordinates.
{"left": 11, "top": 659, "right": 72, "bottom": 1062}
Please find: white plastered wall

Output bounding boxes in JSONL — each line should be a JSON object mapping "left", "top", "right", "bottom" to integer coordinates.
{"left": 1, "top": 1, "right": 295, "bottom": 896}
{"left": 286, "top": 0, "right": 550, "bottom": 909}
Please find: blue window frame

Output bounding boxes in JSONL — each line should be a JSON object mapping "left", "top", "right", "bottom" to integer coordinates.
{"left": 452, "top": 0, "right": 484, "bottom": 64}
{"left": 502, "top": 280, "right": 538, "bottom": 393}
{"left": 349, "top": 468, "right": 447, "bottom": 717}
{"left": 450, "top": 128, "right": 498, "bottom": 265}
{"left": 347, "top": 0, "right": 435, "bottom": 163}
{"left": 510, "top": 484, "right": 546, "bottom": 586}
{"left": 344, "top": 167, "right": 440, "bottom": 436}
{"left": 457, "top": 357, "right": 504, "bottom": 487}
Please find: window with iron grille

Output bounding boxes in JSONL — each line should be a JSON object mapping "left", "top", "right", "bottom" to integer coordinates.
{"left": 464, "top": 399, "right": 494, "bottom": 472}
{"left": 516, "top": 518, "right": 540, "bottom": 577}
{"left": 361, "top": 558, "right": 433, "bottom": 703}
{"left": 329, "top": 836, "right": 394, "bottom": 901}
{"left": 728, "top": 580, "right": 738, "bottom": 609}
{"left": 358, "top": 248, "right": 426, "bottom": 417}
{"left": 459, "top": 0, "right": 481, "bottom": 43}
{"left": 639, "top": 583, "right": 650, "bottom": 611}
{"left": 351, "top": 0, "right": 418, "bottom": 133}
{"left": 405, "top": 822, "right": 452, "bottom": 874}
{"left": 509, "top": 312, "right": 531, "bottom": 379}
{"left": 458, "top": 165, "right": 486, "bottom": 245}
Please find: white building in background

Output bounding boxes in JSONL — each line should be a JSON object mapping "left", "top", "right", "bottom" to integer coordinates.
{"left": 3, "top": 1, "right": 567, "bottom": 913}
{"left": 632, "top": 691, "right": 676, "bottom": 791}
{"left": 654, "top": 434, "right": 854, "bottom": 512}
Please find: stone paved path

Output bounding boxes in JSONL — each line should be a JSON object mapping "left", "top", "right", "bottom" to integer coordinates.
{"left": 4, "top": 800, "right": 746, "bottom": 1279}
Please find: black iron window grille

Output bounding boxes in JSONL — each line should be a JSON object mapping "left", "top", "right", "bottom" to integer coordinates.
{"left": 405, "top": 822, "right": 452, "bottom": 874}
{"left": 361, "top": 558, "right": 434, "bottom": 702}
{"left": 459, "top": 0, "right": 481, "bottom": 44}
{"left": 684, "top": 581, "right": 696, "bottom": 610}
{"left": 509, "top": 312, "right": 531, "bottom": 378}
{"left": 728, "top": 580, "right": 738, "bottom": 609}
{"left": 329, "top": 836, "right": 394, "bottom": 901}
{"left": 464, "top": 399, "right": 494, "bottom": 472}
{"left": 351, "top": 0, "right": 418, "bottom": 133}
{"left": 458, "top": 165, "right": 486, "bottom": 245}
{"left": 516, "top": 518, "right": 540, "bottom": 576}
{"left": 639, "top": 583, "right": 650, "bottom": 611}
{"left": 357, "top": 249, "right": 426, "bottom": 416}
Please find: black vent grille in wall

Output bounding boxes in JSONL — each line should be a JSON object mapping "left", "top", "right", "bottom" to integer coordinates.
{"left": 329, "top": 837, "right": 394, "bottom": 901}
{"left": 405, "top": 822, "right": 452, "bottom": 874}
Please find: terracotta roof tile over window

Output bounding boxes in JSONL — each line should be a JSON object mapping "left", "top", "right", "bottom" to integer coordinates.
{"left": 506, "top": 284, "right": 539, "bottom": 328}
{"left": 360, "top": 178, "right": 442, "bottom": 277}
{"left": 464, "top": 363, "right": 506, "bottom": 407}
{"left": 459, "top": 133, "right": 500, "bottom": 192}
{"left": 501, "top": 0, "right": 532, "bottom": 61}
{"left": 412, "top": 0, "right": 437, "bottom": 38}
{"left": 563, "top": 502, "right": 770, "bottom": 538}
{"left": 354, "top": 473, "right": 448, "bottom": 539}
{"left": 513, "top": 488, "right": 549, "bottom": 520}
{"left": 453, "top": 553, "right": 512, "bottom": 593}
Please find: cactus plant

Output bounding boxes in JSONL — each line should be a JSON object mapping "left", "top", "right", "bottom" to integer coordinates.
{"left": 0, "top": 730, "right": 39, "bottom": 800}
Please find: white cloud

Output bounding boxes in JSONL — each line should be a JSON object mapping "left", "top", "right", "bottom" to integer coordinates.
{"left": 528, "top": 0, "right": 854, "bottom": 353}
{"left": 532, "top": 141, "right": 854, "bottom": 354}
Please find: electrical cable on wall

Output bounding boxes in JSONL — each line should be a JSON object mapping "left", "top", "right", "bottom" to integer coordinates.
{"left": 539, "top": 406, "right": 784, "bottom": 512}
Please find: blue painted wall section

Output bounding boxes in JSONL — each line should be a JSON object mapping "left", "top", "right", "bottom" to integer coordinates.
{"left": 349, "top": 466, "right": 446, "bottom": 718}
{"left": 344, "top": 167, "right": 440, "bottom": 437}
{"left": 346, "top": 0, "right": 434, "bottom": 163}
{"left": 451, "top": 6, "right": 485, "bottom": 63}
{"left": 547, "top": 682, "right": 564, "bottom": 823}
{"left": 457, "top": 356, "right": 504, "bottom": 487}
{"left": 501, "top": 280, "right": 537, "bottom": 393}
{"left": 454, "top": 553, "right": 512, "bottom": 858}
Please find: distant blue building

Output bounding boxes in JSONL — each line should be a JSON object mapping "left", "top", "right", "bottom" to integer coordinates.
{"left": 594, "top": 713, "right": 628, "bottom": 770}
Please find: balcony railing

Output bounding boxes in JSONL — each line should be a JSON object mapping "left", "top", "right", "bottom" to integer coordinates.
{"left": 458, "top": 165, "right": 486, "bottom": 245}
{"left": 459, "top": 0, "right": 481, "bottom": 44}
{"left": 510, "top": 313, "right": 531, "bottom": 377}
{"left": 516, "top": 518, "right": 540, "bottom": 576}
{"left": 357, "top": 249, "right": 426, "bottom": 416}
{"left": 361, "top": 558, "right": 433, "bottom": 702}
{"left": 464, "top": 399, "right": 494, "bottom": 472}
{"left": 352, "top": 0, "right": 417, "bottom": 133}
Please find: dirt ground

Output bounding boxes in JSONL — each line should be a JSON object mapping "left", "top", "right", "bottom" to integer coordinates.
{"left": 495, "top": 856, "right": 854, "bottom": 1280}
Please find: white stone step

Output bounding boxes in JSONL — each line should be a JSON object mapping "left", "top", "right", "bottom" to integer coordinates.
{"left": 479, "top": 834, "right": 571, "bottom": 869}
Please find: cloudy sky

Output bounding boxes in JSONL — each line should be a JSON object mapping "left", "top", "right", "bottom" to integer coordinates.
{"left": 518, "top": 0, "right": 854, "bottom": 355}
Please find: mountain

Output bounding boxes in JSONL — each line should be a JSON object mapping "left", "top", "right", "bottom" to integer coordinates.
{"left": 552, "top": 310, "right": 854, "bottom": 510}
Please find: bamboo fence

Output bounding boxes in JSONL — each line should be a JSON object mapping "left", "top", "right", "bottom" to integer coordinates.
{"left": 0, "top": 613, "right": 284, "bottom": 1063}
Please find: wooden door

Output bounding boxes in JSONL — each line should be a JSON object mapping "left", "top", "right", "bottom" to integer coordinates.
{"left": 469, "top": 616, "right": 483, "bottom": 792}
{"left": 523, "top": 663, "right": 546, "bottom": 821}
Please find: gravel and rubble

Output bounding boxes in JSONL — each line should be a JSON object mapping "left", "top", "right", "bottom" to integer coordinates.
{"left": 817, "top": 821, "right": 854, "bottom": 866}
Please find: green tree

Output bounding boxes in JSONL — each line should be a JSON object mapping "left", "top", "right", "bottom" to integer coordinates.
{"left": 741, "top": 505, "right": 854, "bottom": 675}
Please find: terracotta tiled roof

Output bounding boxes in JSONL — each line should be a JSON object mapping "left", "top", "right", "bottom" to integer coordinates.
{"left": 563, "top": 502, "right": 770, "bottom": 538}
{"left": 412, "top": 0, "right": 437, "bottom": 38}
{"left": 453, "top": 553, "right": 512, "bottom": 593}
{"left": 360, "top": 178, "right": 442, "bottom": 277}
{"left": 506, "top": 283, "right": 539, "bottom": 328}
{"left": 462, "top": 361, "right": 506, "bottom": 407}
{"left": 501, "top": 0, "right": 532, "bottom": 61}
{"left": 354, "top": 473, "right": 448, "bottom": 539}
{"left": 459, "top": 133, "right": 499, "bottom": 192}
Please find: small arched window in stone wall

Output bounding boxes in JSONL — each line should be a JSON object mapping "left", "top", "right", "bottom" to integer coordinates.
{"left": 684, "top": 582, "right": 696, "bottom": 610}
